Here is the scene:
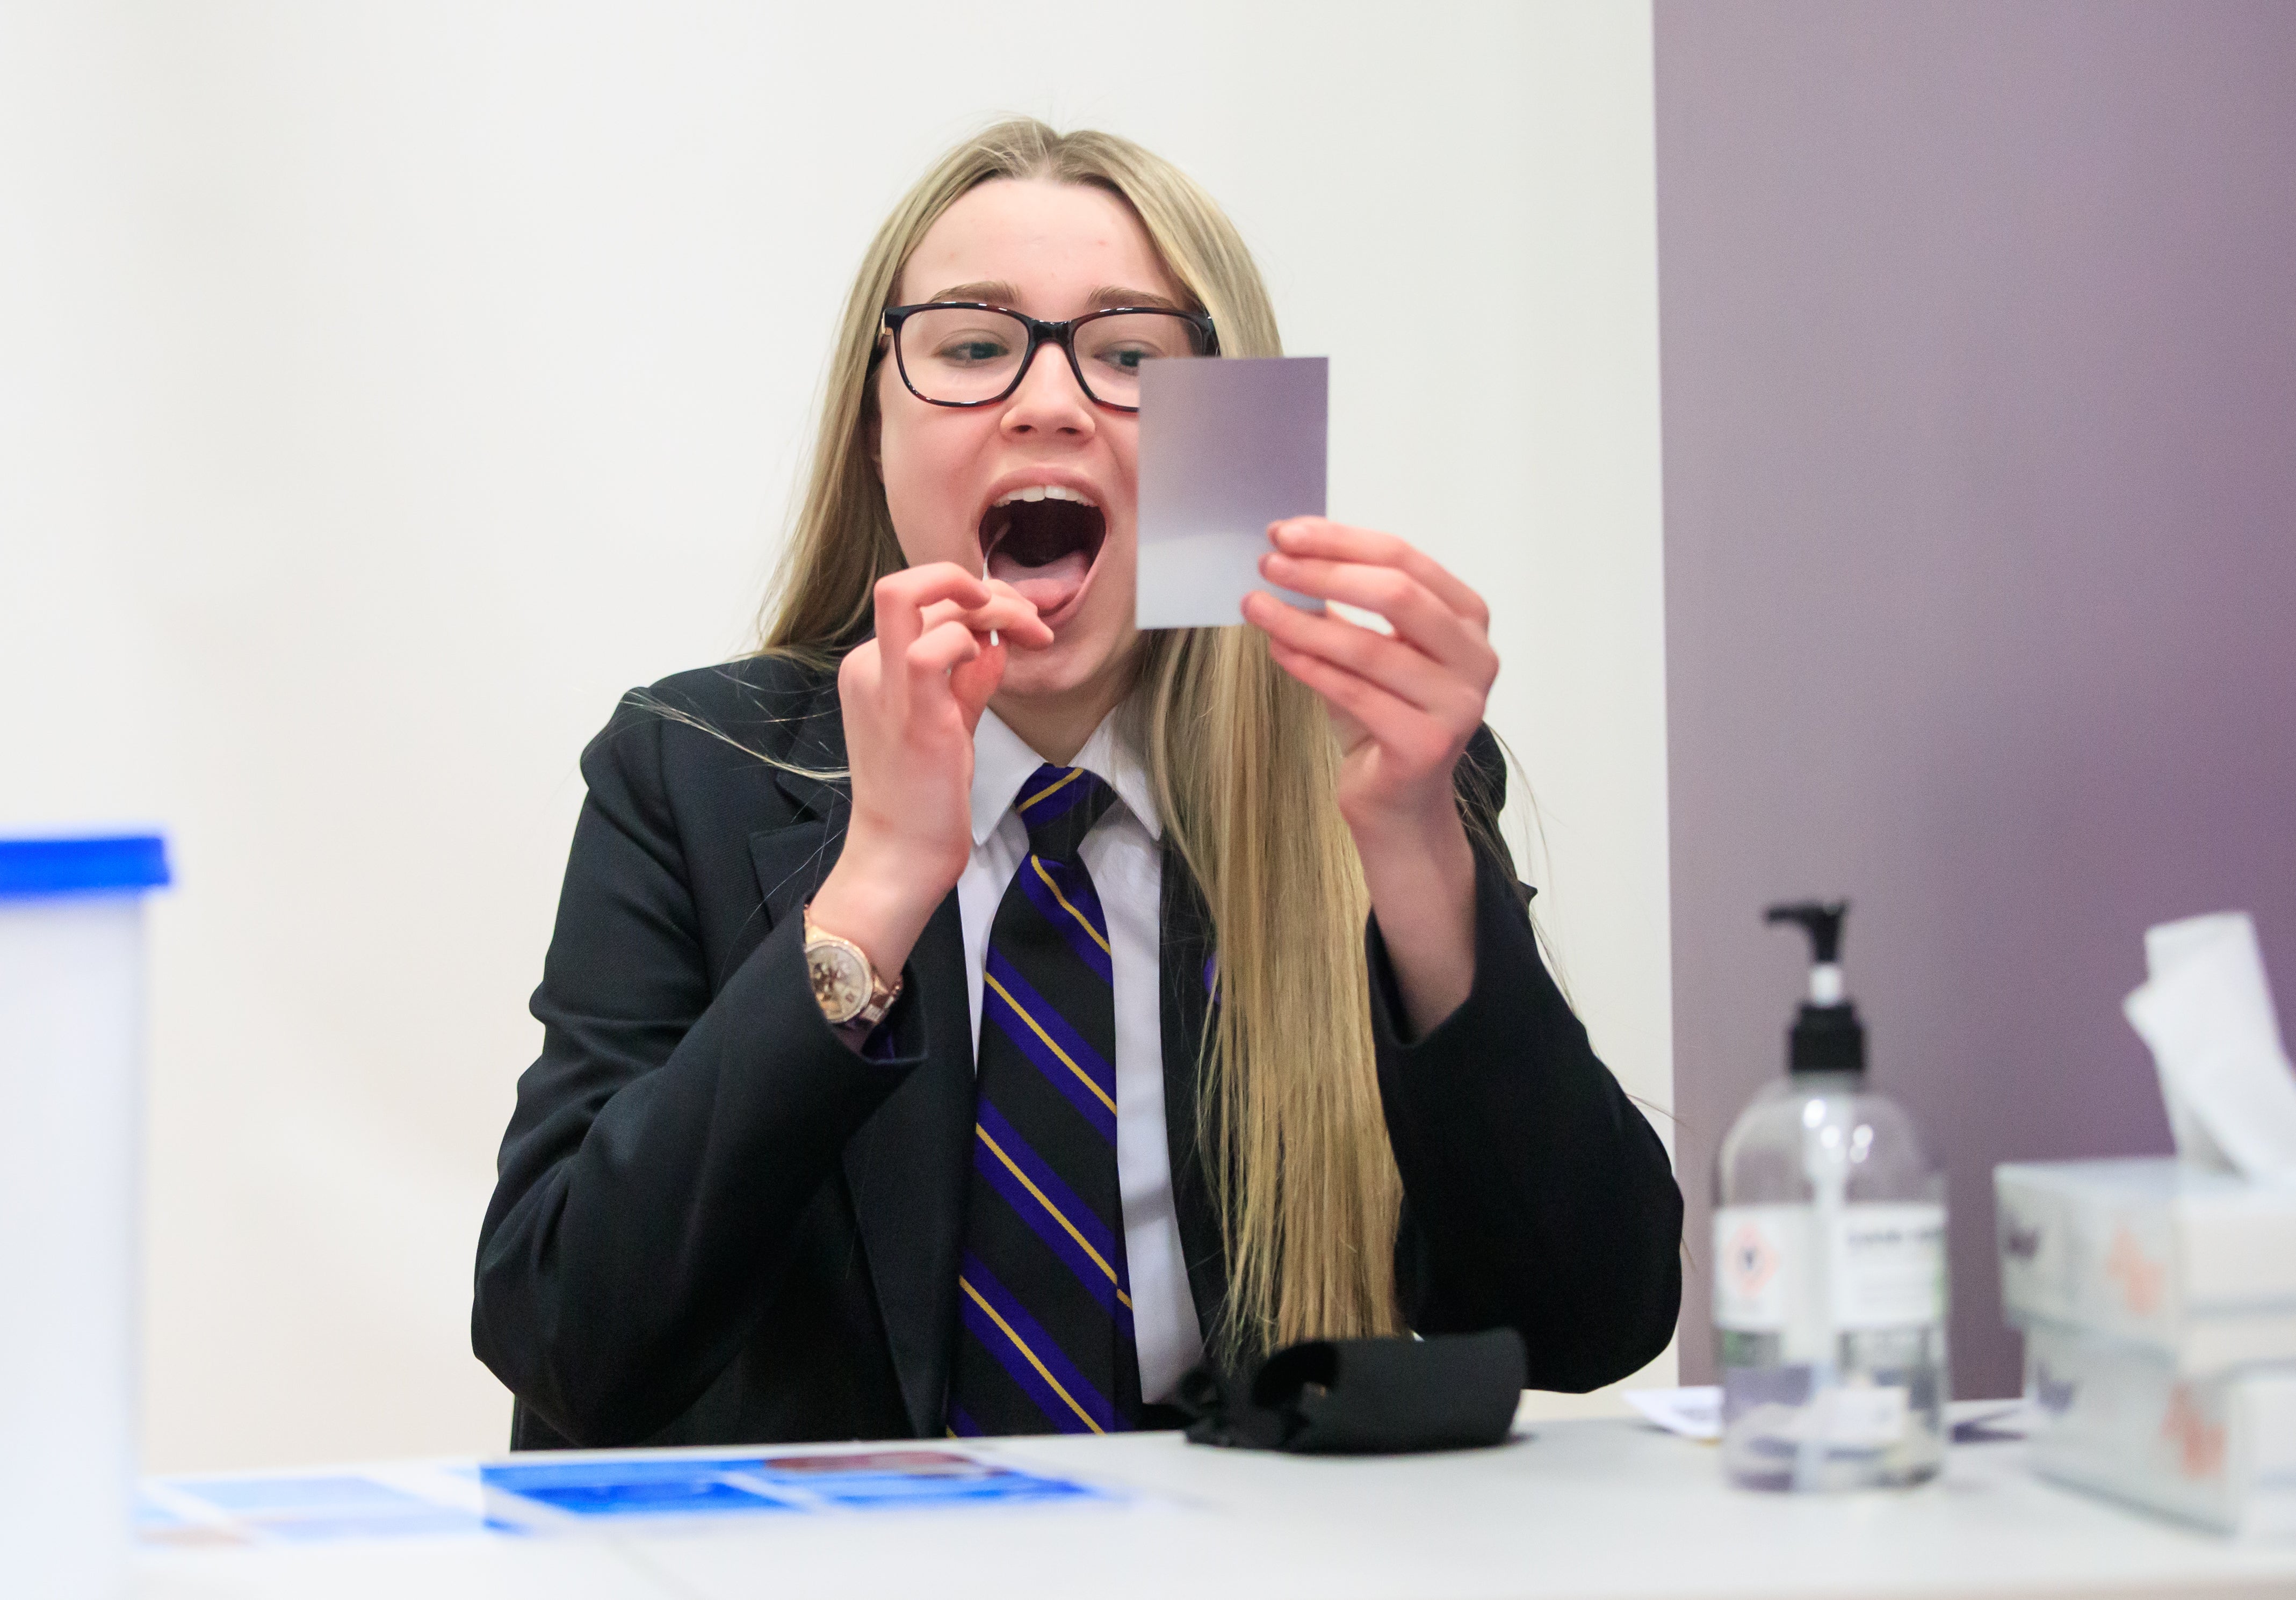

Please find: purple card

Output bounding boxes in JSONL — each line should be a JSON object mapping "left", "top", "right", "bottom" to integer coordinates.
{"left": 1135, "top": 356, "right": 1327, "bottom": 628}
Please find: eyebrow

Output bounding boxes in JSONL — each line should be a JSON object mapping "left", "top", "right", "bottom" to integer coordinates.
{"left": 921, "top": 281, "right": 1191, "bottom": 314}
{"left": 923, "top": 280, "right": 1020, "bottom": 306}
{"left": 1090, "top": 286, "right": 1187, "bottom": 312}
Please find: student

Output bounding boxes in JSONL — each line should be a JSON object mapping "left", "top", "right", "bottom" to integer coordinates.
{"left": 473, "top": 120, "right": 1681, "bottom": 1449}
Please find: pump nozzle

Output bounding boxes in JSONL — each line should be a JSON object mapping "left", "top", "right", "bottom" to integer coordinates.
{"left": 1765, "top": 901, "right": 1847, "bottom": 964}
{"left": 1764, "top": 900, "right": 1865, "bottom": 1074}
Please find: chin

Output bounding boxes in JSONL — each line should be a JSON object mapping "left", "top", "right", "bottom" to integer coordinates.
{"left": 1001, "top": 616, "right": 1140, "bottom": 703}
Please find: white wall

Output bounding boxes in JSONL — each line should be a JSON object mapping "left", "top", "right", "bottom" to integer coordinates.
{"left": 1, "top": 1, "right": 1669, "bottom": 1470}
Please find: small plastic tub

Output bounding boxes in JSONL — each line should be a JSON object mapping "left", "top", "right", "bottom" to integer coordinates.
{"left": 0, "top": 835, "right": 170, "bottom": 1599}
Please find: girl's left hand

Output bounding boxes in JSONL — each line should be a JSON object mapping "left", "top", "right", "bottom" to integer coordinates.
{"left": 1243, "top": 518, "right": 1498, "bottom": 1032}
{"left": 1243, "top": 518, "right": 1498, "bottom": 843}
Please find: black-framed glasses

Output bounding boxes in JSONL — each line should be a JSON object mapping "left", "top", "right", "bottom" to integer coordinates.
{"left": 877, "top": 302, "right": 1218, "bottom": 412}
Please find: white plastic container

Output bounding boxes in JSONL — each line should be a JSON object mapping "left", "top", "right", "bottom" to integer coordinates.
{"left": 2024, "top": 1321, "right": 2296, "bottom": 1537}
{"left": 0, "top": 835, "right": 169, "bottom": 1600}
{"left": 1996, "top": 1157, "right": 2296, "bottom": 1373}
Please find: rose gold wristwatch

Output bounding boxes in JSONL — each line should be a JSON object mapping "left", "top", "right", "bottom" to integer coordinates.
{"left": 803, "top": 907, "right": 902, "bottom": 1031}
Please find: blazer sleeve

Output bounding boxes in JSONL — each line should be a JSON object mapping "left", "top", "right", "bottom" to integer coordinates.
{"left": 1366, "top": 729, "right": 1684, "bottom": 1391}
{"left": 471, "top": 698, "right": 927, "bottom": 1445}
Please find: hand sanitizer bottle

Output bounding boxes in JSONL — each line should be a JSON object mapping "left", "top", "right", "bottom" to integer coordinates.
{"left": 1713, "top": 902, "right": 1948, "bottom": 1490}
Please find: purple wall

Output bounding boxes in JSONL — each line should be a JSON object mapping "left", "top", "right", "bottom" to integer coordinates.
{"left": 1656, "top": 0, "right": 2296, "bottom": 1395}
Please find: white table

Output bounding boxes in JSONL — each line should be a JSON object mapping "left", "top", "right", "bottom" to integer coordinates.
{"left": 135, "top": 1406, "right": 2296, "bottom": 1600}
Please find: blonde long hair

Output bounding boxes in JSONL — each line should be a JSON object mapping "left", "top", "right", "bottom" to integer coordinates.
{"left": 758, "top": 119, "right": 1403, "bottom": 1353}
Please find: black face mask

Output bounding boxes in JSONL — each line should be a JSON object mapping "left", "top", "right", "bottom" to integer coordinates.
{"left": 1176, "top": 1328, "right": 1525, "bottom": 1454}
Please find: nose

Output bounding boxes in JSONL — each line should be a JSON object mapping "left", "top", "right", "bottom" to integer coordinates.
{"left": 1000, "top": 337, "right": 1096, "bottom": 440}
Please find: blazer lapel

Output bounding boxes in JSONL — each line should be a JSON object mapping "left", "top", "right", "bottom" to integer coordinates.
{"left": 747, "top": 677, "right": 849, "bottom": 936}
{"left": 1158, "top": 839, "right": 1230, "bottom": 1355}
{"left": 764, "top": 672, "right": 850, "bottom": 828}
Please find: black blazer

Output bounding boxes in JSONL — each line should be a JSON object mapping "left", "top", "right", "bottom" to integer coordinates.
{"left": 473, "top": 656, "right": 1681, "bottom": 1450}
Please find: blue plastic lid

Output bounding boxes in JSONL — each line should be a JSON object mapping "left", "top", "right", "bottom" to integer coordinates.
{"left": 0, "top": 835, "right": 171, "bottom": 899}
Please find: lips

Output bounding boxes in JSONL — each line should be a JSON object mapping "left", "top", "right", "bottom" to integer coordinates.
{"left": 981, "top": 485, "right": 1107, "bottom": 619}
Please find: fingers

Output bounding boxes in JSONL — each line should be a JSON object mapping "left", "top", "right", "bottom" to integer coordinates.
{"left": 865, "top": 564, "right": 1049, "bottom": 725}
{"left": 916, "top": 585, "right": 1053, "bottom": 649}
{"left": 1247, "top": 590, "right": 1485, "bottom": 725}
{"left": 902, "top": 611, "right": 1014, "bottom": 729}
{"left": 1263, "top": 552, "right": 1493, "bottom": 684}
{"left": 904, "top": 582, "right": 1044, "bottom": 726}
{"left": 871, "top": 562, "right": 993, "bottom": 664}
{"left": 1263, "top": 637, "right": 1459, "bottom": 773}
{"left": 878, "top": 585, "right": 1043, "bottom": 727}
{"left": 1260, "top": 538, "right": 1494, "bottom": 687}
{"left": 948, "top": 635, "right": 1009, "bottom": 729}
{"left": 1245, "top": 521, "right": 1499, "bottom": 811}
{"left": 908, "top": 617, "right": 984, "bottom": 678}
{"left": 1270, "top": 518, "right": 1489, "bottom": 629}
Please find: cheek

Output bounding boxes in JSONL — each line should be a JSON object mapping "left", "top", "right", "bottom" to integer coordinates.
{"left": 877, "top": 405, "right": 981, "bottom": 566}
{"left": 1107, "top": 423, "right": 1140, "bottom": 515}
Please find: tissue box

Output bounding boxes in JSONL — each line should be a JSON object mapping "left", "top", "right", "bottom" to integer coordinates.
{"left": 1996, "top": 1159, "right": 2296, "bottom": 1372}
{"left": 2024, "top": 1321, "right": 2296, "bottom": 1536}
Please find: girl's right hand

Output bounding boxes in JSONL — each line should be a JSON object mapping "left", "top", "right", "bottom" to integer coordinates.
{"left": 805, "top": 563, "right": 1050, "bottom": 983}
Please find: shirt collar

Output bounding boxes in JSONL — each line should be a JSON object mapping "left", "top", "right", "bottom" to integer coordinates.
{"left": 970, "top": 706, "right": 1164, "bottom": 846}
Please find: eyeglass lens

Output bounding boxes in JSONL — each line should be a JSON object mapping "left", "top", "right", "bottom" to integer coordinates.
{"left": 897, "top": 307, "right": 1208, "bottom": 407}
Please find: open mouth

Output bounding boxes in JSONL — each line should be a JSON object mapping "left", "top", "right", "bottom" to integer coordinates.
{"left": 981, "top": 486, "right": 1107, "bottom": 620}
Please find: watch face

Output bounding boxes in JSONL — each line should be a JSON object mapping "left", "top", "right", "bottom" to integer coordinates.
{"left": 807, "top": 939, "right": 872, "bottom": 1024}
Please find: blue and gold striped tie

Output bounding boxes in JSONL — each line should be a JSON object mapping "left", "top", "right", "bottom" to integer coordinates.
{"left": 947, "top": 763, "right": 1140, "bottom": 1436}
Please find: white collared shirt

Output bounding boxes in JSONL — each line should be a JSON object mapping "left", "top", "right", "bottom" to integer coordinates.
{"left": 961, "top": 708, "right": 1204, "bottom": 1403}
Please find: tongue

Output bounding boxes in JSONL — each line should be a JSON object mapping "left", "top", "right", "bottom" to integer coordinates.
{"left": 988, "top": 546, "right": 1091, "bottom": 615}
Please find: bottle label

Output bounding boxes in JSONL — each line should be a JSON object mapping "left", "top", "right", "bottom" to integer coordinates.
{"left": 1833, "top": 1204, "right": 1948, "bottom": 1329}
{"left": 1715, "top": 1205, "right": 1804, "bottom": 1336}
{"left": 1714, "top": 1204, "right": 1946, "bottom": 1350}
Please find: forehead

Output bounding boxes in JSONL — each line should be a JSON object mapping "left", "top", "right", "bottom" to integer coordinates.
{"left": 898, "top": 178, "right": 1181, "bottom": 312}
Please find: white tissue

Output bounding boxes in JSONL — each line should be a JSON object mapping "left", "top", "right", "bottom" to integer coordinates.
{"left": 2124, "top": 912, "right": 2296, "bottom": 1182}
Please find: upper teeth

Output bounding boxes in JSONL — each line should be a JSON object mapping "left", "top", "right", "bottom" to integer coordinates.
{"left": 993, "top": 484, "right": 1096, "bottom": 508}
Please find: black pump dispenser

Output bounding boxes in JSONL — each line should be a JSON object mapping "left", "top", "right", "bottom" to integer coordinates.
{"left": 1765, "top": 901, "right": 1866, "bottom": 1075}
